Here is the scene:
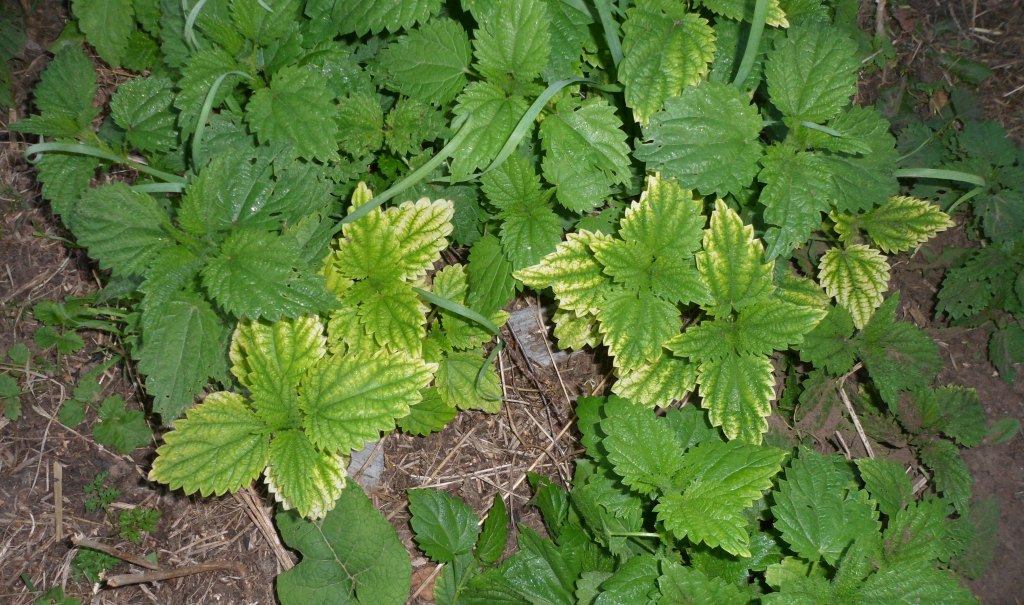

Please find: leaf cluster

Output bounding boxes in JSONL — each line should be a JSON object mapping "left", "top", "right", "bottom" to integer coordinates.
{"left": 409, "top": 396, "right": 987, "bottom": 603}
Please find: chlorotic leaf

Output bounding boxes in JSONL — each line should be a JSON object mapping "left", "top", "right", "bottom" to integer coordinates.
{"left": 435, "top": 350, "right": 502, "bottom": 413}
{"left": 275, "top": 484, "right": 411, "bottom": 604}
{"left": 834, "top": 196, "right": 953, "bottom": 254}
{"left": 697, "top": 353, "right": 775, "bottom": 444}
{"left": 611, "top": 352, "right": 696, "bottom": 408}
{"left": 69, "top": 183, "right": 174, "bottom": 277}
{"left": 246, "top": 65, "right": 339, "bottom": 161}
{"left": 73, "top": 0, "right": 134, "bottom": 66}
{"left": 622, "top": 175, "right": 707, "bottom": 257}
{"left": 149, "top": 392, "right": 269, "bottom": 496}
{"left": 514, "top": 230, "right": 612, "bottom": 315}
{"left": 300, "top": 352, "right": 434, "bottom": 453}
{"left": 620, "top": 4, "right": 716, "bottom": 124}
{"left": 408, "top": 488, "right": 480, "bottom": 563}
{"left": 388, "top": 198, "right": 455, "bottom": 279}
{"left": 698, "top": 199, "right": 774, "bottom": 317}
{"left": 551, "top": 307, "right": 601, "bottom": 350}
{"left": 765, "top": 25, "right": 859, "bottom": 122}
{"left": 598, "top": 288, "right": 680, "bottom": 369}
{"left": 735, "top": 298, "right": 827, "bottom": 356}
{"left": 635, "top": 81, "right": 763, "bottom": 197}
{"left": 265, "top": 429, "right": 347, "bottom": 519}
{"left": 378, "top": 18, "right": 472, "bottom": 105}
{"left": 818, "top": 244, "right": 890, "bottom": 329}
{"left": 657, "top": 440, "right": 787, "bottom": 556}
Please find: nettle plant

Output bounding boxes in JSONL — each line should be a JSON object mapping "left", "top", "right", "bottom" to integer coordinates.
{"left": 13, "top": 0, "right": 1012, "bottom": 600}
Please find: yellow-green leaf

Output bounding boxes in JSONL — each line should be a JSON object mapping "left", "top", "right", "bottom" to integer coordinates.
{"left": 818, "top": 244, "right": 890, "bottom": 329}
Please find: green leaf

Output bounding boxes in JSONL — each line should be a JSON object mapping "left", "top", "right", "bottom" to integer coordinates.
{"left": 397, "top": 388, "right": 456, "bottom": 436}
{"left": 953, "top": 498, "right": 1000, "bottom": 580}
{"left": 276, "top": 484, "right": 411, "bottom": 604}
{"left": 834, "top": 196, "right": 953, "bottom": 254}
{"left": 551, "top": 307, "right": 601, "bottom": 350}
{"left": 389, "top": 198, "right": 456, "bottom": 280}
{"left": 477, "top": 494, "right": 509, "bottom": 565}
{"left": 989, "top": 323, "right": 1024, "bottom": 383}
{"left": 473, "top": 0, "right": 549, "bottom": 84}
{"left": 139, "top": 292, "right": 230, "bottom": 422}
{"left": 758, "top": 144, "right": 832, "bottom": 260}
{"left": 450, "top": 82, "right": 529, "bottom": 181}
{"left": 466, "top": 235, "right": 518, "bottom": 316}
{"left": 496, "top": 201, "right": 562, "bottom": 272}
{"left": 698, "top": 199, "right": 774, "bottom": 317}
{"left": 33, "top": 326, "right": 85, "bottom": 354}
{"left": 734, "top": 298, "right": 827, "bottom": 356}
{"left": 229, "top": 316, "right": 325, "bottom": 426}
{"left": 765, "top": 25, "right": 859, "bottom": 122}
{"left": 93, "top": 396, "right": 151, "bottom": 454}
{"left": 231, "top": 0, "right": 302, "bottom": 44}
{"left": 542, "top": 0, "right": 593, "bottom": 82}
{"left": 58, "top": 398, "right": 85, "bottom": 426}
{"left": 620, "top": 3, "right": 716, "bottom": 124}
{"left": 202, "top": 229, "right": 337, "bottom": 321}
{"left": 10, "top": 45, "right": 98, "bottom": 138}
{"left": 818, "top": 243, "right": 890, "bottom": 329}
{"left": 855, "top": 457, "right": 913, "bottom": 518}
{"left": 409, "top": 488, "right": 480, "bottom": 563}
{"left": 540, "top": 98, "right": 631, "bottom": 212}
{"left": 799, "top": 305, "right": 857, "bottom": 376}
{"left": 306, "top": 0, "right": 441, "bottom": 35}
{"left": 919, "top": 439, "right": 972, "bottom": 516}
{"left": 635, "top": 81, "right": 763, "bottom": 197}
{"left": 385, "top": 98, "right": 446, "bottom": 156}
{"left": 883, "top": 497, "right": 949, "bottom": 565}
{"left": 301, "top": 351, "right": 433, "bottom": 453}
{"left": 173, "top": 48, "right": 243, "bottom": 132}
{"left": 611, "top": 352, "right": 697, "bottom": 408}
{"left": 336, "top": 91, "right": 384, "bottom": 157}
{"left": 857, "top": 295, "right": 942, "bottom": 411}
{"left": 35, "top": 152, "right": 100, "bottom": 218}
{"left": 859, "top": 559, "right": 977, "bottom": 604}
{"left": 621, "top": 174, "right": 706, "bottom": 257}
{"left": 514, "top": 230, "right": 612, "bottom": 315}
{"left": 70, "top": 183, "right": 173, "bottom": 277}
{"left": 350, "top": 280, "right": 427, "bottom": 354}
{"left": 657, "top": 440, "right": 787, "bottom": 556}
{"left": 149, "top": 392, "right": 269, "bottom": 496}
{"left": 265, "top": 429, "right": 347, "bottom": 519}
{"left": 435, "top": 350, "right": 502, "bottom": 413}
{"left": 697, "top": 0, "right": 789, "bottom": 25}
{"left": 771, "top": 448, "right": 879, "bottom": 565}
{"left": 601, "top": 398, "right": 686, "bottom": 496}
{"left": 598, "top": 288, "right": 680, "bottom": 369}
{"left": 696, "top": 353, "right": 775, "bottom": 444}
{"left": 246, "top": 66, "right": 338, "bottom": 161}
{"left": 657, "top": 562, "right": 751, "bottom": 605}
{"left": 73, "top": 0, "right": 134, "bottom": 66}
{"left": 110, "top": 76, "right": 177, "bottom": 153}
{"left": 378, "top": 18, "right": 472, "bottom": 105}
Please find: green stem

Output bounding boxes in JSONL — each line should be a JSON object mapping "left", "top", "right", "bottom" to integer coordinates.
{"left": 24, "top": 142, "right": 186, "bottom": 184}
{"left": 894, "top": 167, "right": 988, "bottom": 188}
{"left": 608, "top": 531, "right": 661, "bottom": 538}
{"left": 132, "top": 182, "right": 186, "bottom": 194}
{"left": 459, "top": 77, "right": 590, "bottom": 182}
{"left": 190, "top": 70, "right": 252, "bottom": 171}
{"left": 947, "top": 186, "right": 986, "bottom": 214}
{"left": 799, "top": 121, "right": 843, "bottom": 137}
{"left": 339, "top": 125, "right": 472, "bottom": 226}
{"left": 593, "top": 0, "right": 624, "bottom": 70}
{"left": 413, "top": 287, "right": 504, "bottom": 401}
{"left": 733, "top": 0, "right": 770, "bottom": 88}
{"left": 184, "top": 0, "right": 211, "bottom": 52}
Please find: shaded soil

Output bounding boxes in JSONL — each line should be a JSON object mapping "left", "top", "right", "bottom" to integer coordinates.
{"left": 1, "top": 1, "right": 1022, "bottom": 604}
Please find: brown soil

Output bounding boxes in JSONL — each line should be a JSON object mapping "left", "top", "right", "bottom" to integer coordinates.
{"left": 1, "top": 1, "right": 1022, "bottom": 604}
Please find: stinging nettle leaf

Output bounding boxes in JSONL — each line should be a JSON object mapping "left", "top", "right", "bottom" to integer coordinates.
{"left": 10, "top": 44, "right": 99, "bottom": 138}
{"left": 450, "top": 82, "right": 529, "bottom": 181}
{"left": 514, "top": 230, "right": 612, "bottom": 315}
{"left": 110, "top": 76, "right": 177, "bottom": 153}
{"left": 765, "top": 25, "right": 859, "bottom": 122}
{"left": 174, "top": 48, "right": 244, "bottom": 132}
{"left": 265, "top": 429, "right": 347, "bottom": 519}
{"left": 246, "top": 65, "right": 339, "bottom": 161}
{"left": 377, "top": 18, "right": 472, "bottom": 106}
{"left": 149, "top": 391, "right": 269, "bottom": 496}
{"left": 408, "top": 488, "right": 481, "bottom": 563}
{"left": 472, "top": 0, "right": 550, "bottom": 84}
{"left": 696, "top": 353, "right": 775, "bottom": 444}
{"left": 818, "top": 243, "right": 889, "bottom": 329}
{"left": 833, "top": 196, "right": 953, "bottom": 254}
{"left": 697, "top": 0, "right": 789, "bottom": 26}
{"left": 306, "top": 0, "right": 441, "bottom": 35}
{"left": 698, "top": 199, "right": 774, "bottom": 317}
{"left": 758, "top": 143, "right": 832, "bottom": 260}
{"left": 620, "top": 2, "right": 716, "bottom": 124}
{"left": 635, "top": 81, "right": 763, "bottom": 198}
{"left": 598, "top": 288, "right": 680, "bottom": 369}
{"left": 231, "top": 0, "right": 302, "bottom": 44}
{"left": 73, "top": 0, "right": 134, "bottom": 67}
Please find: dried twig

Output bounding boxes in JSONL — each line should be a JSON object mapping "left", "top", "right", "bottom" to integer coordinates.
{"left": 104, "top": 561, "right": 247, "bottom": 587}
{"left": 71, "top": 534, "right": 160, "bottom": 571}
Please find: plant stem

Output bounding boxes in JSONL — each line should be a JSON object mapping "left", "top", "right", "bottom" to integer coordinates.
{"left": 894, "top": 167, "right": 987, "bottom": 188}
{"left": 24, "top": 142, "right": 186, "bottom": 185}
{"left": 733, "top": 0, "right": 770, "bottom": 89}
{"left": 593, "top": 0, "right": 624, "bottom": 70}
